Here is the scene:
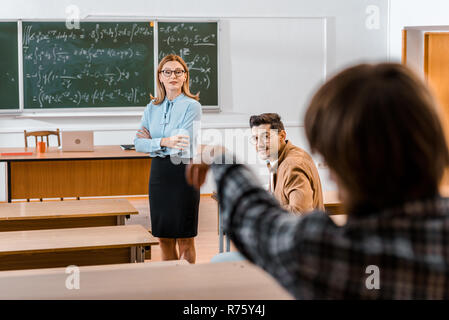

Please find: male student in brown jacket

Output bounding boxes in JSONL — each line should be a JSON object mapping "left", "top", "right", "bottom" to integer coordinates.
{"left": 249, "top": 113, "right": 324, "bottom": 214}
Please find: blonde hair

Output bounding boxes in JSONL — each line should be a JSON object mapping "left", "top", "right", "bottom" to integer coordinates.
{"left": 151, "top": 54, "right": 200, "bottom": 105}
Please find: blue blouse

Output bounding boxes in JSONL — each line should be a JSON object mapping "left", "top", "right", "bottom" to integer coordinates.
{"left": 134, "top": 93, "right": 202, "bottom": 158}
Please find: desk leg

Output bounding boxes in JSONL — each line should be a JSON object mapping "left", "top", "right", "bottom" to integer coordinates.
{"left": 117, "top": 216, "right": 125, "bottom": 225}
{"left": 145, "top": 246, "right": 151, "bottom": 260}
{"left": 218, "top": 205, "right": 223, "bottom": 253}
{"left": 130, "top": 246, "right": 136, "bottom": 263}
{"left": 6, "top": 161, "right": 11, "bottom": 203}
{"left": 130, "top": 246, "right": 145, "bottom": 263}
{"left": 217, "top": 201, "right": 230, "bottom": 252}
{"left": 136, "top": 246, "right": 145, "bottom": 263}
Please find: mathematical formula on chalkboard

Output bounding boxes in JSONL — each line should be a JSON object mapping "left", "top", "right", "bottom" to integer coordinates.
{"left": 158, "top": 22, "right": 218, "bottom": 106}
{"left": 22, "top": 22, "right": 154, "bottom": 109}
{"left": 0, "top": 20, "right": 218, "bottom": 111}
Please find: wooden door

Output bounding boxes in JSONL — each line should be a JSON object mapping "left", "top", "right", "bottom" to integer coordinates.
{"left": 424, "top": 33, "right": 449, "bottom": 190}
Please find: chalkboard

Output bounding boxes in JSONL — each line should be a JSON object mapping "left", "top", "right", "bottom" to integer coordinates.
{"left": 22, "top": 22, "right": 154, "bottom": 109}
{"left": 158, "top": 22, "right": 218, "bottom": 107}
{"left": 0, "top": 22, "right": 19, "bottom": 110}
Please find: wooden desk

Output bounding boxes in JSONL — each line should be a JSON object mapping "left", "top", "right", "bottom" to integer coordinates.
{"left": 0, "top": 261, "right": 293, "bottom": 299}
{"left": 323, "top": 190, "right": 345, "bottom": 215}
{"left": 0, "top": 199, "right": 138, "bottom": 231}
{"left": 0, "top": 145, "right": 151, "bottom": 202}
{"left": 0, "top": 224, "right": 158, "bottom": 271}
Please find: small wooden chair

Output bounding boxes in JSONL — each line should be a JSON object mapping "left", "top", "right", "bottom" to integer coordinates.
{"left": 24, "top": 129, "right": 61, "bottom": 148}
{"left": 23, "top": 129, "right": 61, "bottom": 202}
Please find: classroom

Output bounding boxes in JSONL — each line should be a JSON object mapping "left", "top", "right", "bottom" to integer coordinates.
{"left": 1, "top": 0, "right": 449, "bottom": 308}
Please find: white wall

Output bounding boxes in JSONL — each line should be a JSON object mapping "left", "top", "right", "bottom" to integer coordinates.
{"left": 0, "top": 0, "right": 389, "bottom": 201}
{"left": 389, "top": 0, "right": 449, "bottom": 61}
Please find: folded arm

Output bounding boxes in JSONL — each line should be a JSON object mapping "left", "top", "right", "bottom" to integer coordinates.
{"left": 134, "top": 107, "right": 165, "bottom": 154}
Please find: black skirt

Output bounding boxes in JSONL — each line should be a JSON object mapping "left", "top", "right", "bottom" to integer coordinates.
{"left": 149, "top": 156, "right": 200, "bottom": 238}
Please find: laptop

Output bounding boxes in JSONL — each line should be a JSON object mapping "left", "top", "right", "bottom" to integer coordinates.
{"left": 61, "top": 131, "right": 94, "bottom": 152}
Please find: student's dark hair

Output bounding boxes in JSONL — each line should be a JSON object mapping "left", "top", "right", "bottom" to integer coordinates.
{"left": 249, "top": 113, "right": 285, "bottom": 132}
{"left": 304, "top": 63, "right": 449, "bottom": 214}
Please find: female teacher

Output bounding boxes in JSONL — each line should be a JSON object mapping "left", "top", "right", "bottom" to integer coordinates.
{"left": 134, "top": 54, "right": 202, "bottom": 264}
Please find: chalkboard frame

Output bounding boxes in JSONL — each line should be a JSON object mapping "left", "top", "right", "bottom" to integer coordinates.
{"left": 154, "top": 19, "right": 220, "bottom": 112}
{"left": 0, "top": 19, "right": 221, "bottom": 115}
{"left": 0, "top": 20, "right": 21, "bottom": 114}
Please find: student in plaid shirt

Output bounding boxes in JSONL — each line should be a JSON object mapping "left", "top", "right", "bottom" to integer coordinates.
{"left": 186, "top": 63, "right": 449, "bottom": 299}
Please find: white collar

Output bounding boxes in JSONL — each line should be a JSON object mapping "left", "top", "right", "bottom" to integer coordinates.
{"left": 267, "top": 159, "right": 278, "bottom": 172}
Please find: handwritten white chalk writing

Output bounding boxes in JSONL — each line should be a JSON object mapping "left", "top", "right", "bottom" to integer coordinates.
{"left": 23, "top": 22, "right": 154, "bottom": 108}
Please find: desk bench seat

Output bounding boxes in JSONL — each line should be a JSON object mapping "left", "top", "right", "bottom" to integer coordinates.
{"left": 0, "top": 261, "right": 292, "bottom": 299}
{"left": 0, "top": 225, "right": 158, "bottom": 271}
{"left": 0, "top": 199, "right": 138, "bottom": 232}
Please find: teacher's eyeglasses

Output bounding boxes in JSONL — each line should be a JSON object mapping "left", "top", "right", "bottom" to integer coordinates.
{"left": 160, "top": 69, "right": 186, "bottom": 78}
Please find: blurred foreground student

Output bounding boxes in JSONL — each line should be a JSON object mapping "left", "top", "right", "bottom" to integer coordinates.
{"left": 186, "top": 63, "right": 449, "bottom": 298}
{"left": 249, "top": 113, "right": 324, "bottom": 214}
{"left": 135, "top": 54, "right": 201, "bottom": 263}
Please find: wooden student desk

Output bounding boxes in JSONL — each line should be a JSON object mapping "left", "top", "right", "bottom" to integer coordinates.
{"left": 323, "top": 190, "right": 344, "bottom": 215}
{"left": 0, "top": 260, "right": 293, "bottom": 299}
{"left": 0, "top": 145, "right": 151, "bottom": 202}
{"left": 0, "top": 199, "right": 138, "bottom": 231}
{"left": 0, "top": 224, "right": 158, "bottom": 271}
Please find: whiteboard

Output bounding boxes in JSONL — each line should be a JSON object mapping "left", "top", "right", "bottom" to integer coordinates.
{"left": 222, "top": 18, "right": 327, "bottom": 124}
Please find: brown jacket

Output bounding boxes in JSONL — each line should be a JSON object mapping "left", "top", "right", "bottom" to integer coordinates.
{"left": 273, "top": 141, "right": 324, "bottom": 214}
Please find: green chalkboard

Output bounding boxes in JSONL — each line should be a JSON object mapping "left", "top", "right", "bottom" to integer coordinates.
{"left": 22, "top": 22, "right": 154, "bottom": 109}
{"left": 0, "top": 22, "right": 19, "bottom": 110}
{"left": 158, "top": 22, "right": 218, "bottom": 106}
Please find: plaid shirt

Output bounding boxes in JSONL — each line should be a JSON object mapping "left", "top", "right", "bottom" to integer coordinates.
{"left": 211, "top": 161, "right": 449, "bottom": 299}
